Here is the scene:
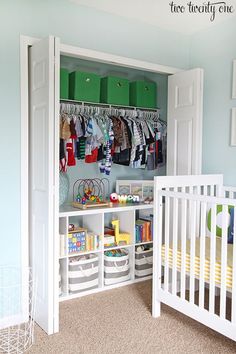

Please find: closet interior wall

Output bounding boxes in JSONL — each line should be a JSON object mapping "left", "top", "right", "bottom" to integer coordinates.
{"left": 60, "top": 55, "right": 168, "bottom": 199}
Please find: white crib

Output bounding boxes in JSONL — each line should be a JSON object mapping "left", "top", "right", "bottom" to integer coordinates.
{"left": 152, "top": 175, "right": 236, "bottom": 341}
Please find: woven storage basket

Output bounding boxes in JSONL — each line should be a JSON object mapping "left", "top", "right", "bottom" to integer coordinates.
{"left": 135, "top": 247, "right": 153, "bottom": 278}
{"left": 68, "top": 254, "right": 99, "bottom": 294}
{"left": 104, "top": 250, "right": 130, "bottom": 285}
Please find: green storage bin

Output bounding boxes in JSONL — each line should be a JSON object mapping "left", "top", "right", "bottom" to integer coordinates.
{"left": 130, "top": 81, "right": 157, "bottom": 108}
{"left": 101, "top": 76, "right": 129, "bottom": 106}
{"left": 60, "top": 68, "right": 69, "bottom": 99}
{"left": 69, "top": 71, "right": 101, "bottom": 103}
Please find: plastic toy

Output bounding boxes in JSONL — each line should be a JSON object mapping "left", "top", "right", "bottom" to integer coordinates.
{"left": 72, "top": 178, "right": 110, "bottom": 209}
{"left": 111, "top": 219, "right": 131, "bottom": 245}
{"left": 110, "top": 192, "right": 119, "bottom": 203}
{"left": 68, "top": 228, "right": 86, "bottom": 253}
{"left": 109, "top": 192, "right": 140, "bottom": 204}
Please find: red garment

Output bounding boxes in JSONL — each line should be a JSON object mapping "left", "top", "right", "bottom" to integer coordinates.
{"left": 155, "top": 140, "right": 159, "bottom": 155}
{"left": 85, "top": 148, "right": 98, "bottom": 163}
{"left": 66, "top": 141, "right": 76, "bottom": 166}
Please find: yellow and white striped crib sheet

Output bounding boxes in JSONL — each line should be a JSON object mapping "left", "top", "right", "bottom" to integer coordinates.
{"left": 161, "top": 237, "right": 233, "bottom": 289}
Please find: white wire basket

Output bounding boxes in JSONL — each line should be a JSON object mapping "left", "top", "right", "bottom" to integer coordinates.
{"left": 0, "top": 267, "right": 36, "bottom": 354}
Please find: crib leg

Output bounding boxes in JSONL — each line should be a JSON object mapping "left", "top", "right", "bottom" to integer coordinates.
{"left": 152, "top": 299, "right": 161, "bottom": 318}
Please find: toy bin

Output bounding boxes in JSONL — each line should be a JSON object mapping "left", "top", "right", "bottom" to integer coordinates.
{"left": 135, "top": 245, "right": 153, "bottom": 278}
{"left": 69, "top": 71, "right": 101, "bottom": 102}
{"left": 104, "top": 249, "right": 130, "bottom": 286}
{"left": 130, "top": 80, "right": 157, "bottom": 108}
{"left": 68, "top": 254, "right": 99, "bottom": 294}
{"left": 100, "top": 76, "right": 130, "bottom": 106}
{"left": 60, "top": 68, "right": 69, "bottom": 99}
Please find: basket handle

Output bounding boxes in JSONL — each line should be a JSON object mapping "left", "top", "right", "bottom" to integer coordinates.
{"left": 78, "top": 263, "right": 94, "bottom": 277}
{"left": 114, "top": 259, "right": 128, "bottom": 270}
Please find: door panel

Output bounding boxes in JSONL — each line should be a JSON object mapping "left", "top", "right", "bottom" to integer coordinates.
{"left": 176, "top": 119, "right": 192, "bottom": 175}
{"left": 167, "top": 68, "right": 203, "bottom": 175}
{"left": 29, "top": 36, "right": 58, "bottom": 335}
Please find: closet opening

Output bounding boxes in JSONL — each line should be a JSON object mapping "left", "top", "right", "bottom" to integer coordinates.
{"left": 57, "top": 54, "right": 168, "bottom": 305}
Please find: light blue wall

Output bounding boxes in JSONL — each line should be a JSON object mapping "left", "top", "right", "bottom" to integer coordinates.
{"left": 190, "top": 17, "right": 236, "bottom": 186}
{"left": 0, "top": 0, "right": 190, "bottom": 265}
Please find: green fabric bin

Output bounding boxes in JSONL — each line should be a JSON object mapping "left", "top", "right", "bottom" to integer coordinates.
{"left": 130, "top": 81, "right": 157, "bottom": 108}
{"left": 60, "top": 68, "right": 69, "bottom": 99}
{"left": 101, "top": 76, "right": 129, "bottom": 106}
{"left": 69, "top": 71, "right": 101, "bottom": 103}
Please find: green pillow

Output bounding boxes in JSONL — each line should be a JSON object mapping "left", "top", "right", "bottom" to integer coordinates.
{"left": 207, "top": 204, "right": 233, "bottom": 237}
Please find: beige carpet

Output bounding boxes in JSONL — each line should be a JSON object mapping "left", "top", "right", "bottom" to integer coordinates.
{"left": 30, "top": 281, "right": 236, "bottom": 354}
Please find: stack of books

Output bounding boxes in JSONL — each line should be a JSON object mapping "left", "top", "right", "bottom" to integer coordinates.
{"left": 135, "top": 216, "right": 153, "bottom": 243}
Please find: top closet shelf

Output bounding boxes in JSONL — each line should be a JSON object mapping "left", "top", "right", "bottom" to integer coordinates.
{"left": 59, "top": 203, "right": 153, "bottom": 217}
{"left": 60, "top": 98, "right": 160, "bottom": 113}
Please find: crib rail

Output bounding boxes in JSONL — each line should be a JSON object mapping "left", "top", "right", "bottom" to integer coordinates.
{"left": 223, "top": 186, "right": 236, "bottom": 199}
{"left": 153, "top": 185, "right": 236, "bottom": 341}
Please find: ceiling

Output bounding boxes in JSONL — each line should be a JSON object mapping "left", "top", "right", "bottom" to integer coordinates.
{"left": 69, "top": 0, "right": 236, "bottom": 34}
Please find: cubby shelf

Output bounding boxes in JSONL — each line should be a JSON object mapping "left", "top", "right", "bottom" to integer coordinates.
{"left": 135, "top": 241, "right": 153, "bottom": 246}
{"left": 61, "top": 249, "right": 102, "bottom": 259}
{"left": 59, "top": 202, "right": 153, "bottom": 217}
{"left": 59, "top": 203, "right": 153, "bottom": 301}
{"left": 104, "top": 244, "right": 133, "bottom": 251}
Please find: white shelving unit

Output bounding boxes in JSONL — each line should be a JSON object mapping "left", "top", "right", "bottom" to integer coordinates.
{"left": 59, "top": 203, "right": 153, "bottom": 302}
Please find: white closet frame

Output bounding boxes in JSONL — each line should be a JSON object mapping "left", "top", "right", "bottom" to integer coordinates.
{"left": 20, "top": 35, "right": 202, "bottom": 334}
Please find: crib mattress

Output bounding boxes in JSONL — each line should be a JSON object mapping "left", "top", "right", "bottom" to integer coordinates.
{"left": 161, "top": 237, "right": 233, "bottom": 289}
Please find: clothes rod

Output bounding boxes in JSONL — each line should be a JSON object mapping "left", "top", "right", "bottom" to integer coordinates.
{"left": 60, "top": 98, "right": 160, "bottom": 113}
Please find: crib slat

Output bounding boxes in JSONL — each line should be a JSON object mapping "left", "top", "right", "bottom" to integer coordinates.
{"left": 172, "top": 195, "right": 178, "bottom": 295}
{"left": 232, "top": 207, "right": 236, "bottom": 323}
{"left": 220, "top": 205, "right": 228, "bottom": 319}
{"left": 188, "top": 186, "right": 193, "bottom": 237}
{"left": 203, "top": 185, "right": 208, "bottom": 196}
{"left": 164, "top": 195, "right": 170, "bottom": 292}
{"left": 209, "top": 203, "right": 216, "bottom": 314}
{"left": 210, "top": 185, "right": 215, "bottom": 196}
{"left": 196, "top": 186, "right": 201, "bottom": 237}
{"left": 199, "top": 201, "right": 207, "bottom": 309}
{"left": 180, "top": 197, "right": 187, "bottom": 299}
{"left": 189, "top": 200, "right": 197, "bottom": 304}
{"left": 229, "top": 191, "right": 234, "bottom": 199}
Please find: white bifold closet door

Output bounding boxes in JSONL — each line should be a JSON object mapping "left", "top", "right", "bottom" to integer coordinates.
{"left": 29, "top": 36, "right": 59, "bottom": 335}
{"left": 167, "top": 68, "right": 204, "bottom": 175}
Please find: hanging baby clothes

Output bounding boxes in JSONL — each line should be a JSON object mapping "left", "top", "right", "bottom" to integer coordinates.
{"left": 59, "top": 104, "right": 167, "bottom": 175}
{"left": 99, "top": 120, "right": 114, "bottom": 175}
